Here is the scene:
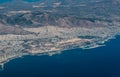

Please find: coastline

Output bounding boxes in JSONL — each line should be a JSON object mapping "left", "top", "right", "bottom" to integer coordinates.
{"left": 0, "top": 35, "right": 120, "bottom": 69}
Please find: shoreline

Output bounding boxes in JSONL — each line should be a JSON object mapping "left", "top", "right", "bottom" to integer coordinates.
{"left": 0, "top": 35, "right": 120, "bottom": 69}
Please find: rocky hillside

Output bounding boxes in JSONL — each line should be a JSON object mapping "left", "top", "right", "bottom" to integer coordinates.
{"left": 0, "top": 0, "right": 120, "bottom": 65}
{"left": 0, "top": 0, "right": 120, "bottom": 33}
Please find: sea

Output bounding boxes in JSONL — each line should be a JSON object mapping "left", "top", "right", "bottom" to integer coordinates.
{"left": 0, "top": 35, "right": 119, "bottom": 77}
{"left": 0, "top": 0, "right": 120, "bottom": 77}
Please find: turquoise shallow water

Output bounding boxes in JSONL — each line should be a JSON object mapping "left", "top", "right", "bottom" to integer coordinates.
{"left": 0, "top": 0, "right": 41, "bottom": 3}
{"left": 0, "top": 0, "right": 12, "bottom": 3}
{"left": 0, "top": 36, "right": 120, "bottom": 77}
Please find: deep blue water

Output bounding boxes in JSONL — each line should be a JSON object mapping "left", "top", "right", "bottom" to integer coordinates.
{"left": 0, "top": 0, "right": 120, "bottom": 76}
{"left": 0, "top": 36, "right": 120, "bottom": 77}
